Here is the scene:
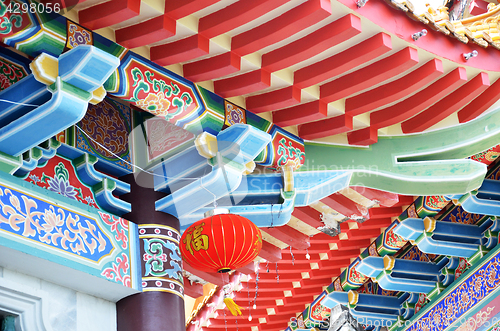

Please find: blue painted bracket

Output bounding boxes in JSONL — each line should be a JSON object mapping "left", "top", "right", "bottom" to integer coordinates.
{"left": 321, "top": 291, "right": 407, "bottom": 327}
{"left": 13, "top": 139, "right": 60, "bottom": 177}
{"left": 0, "top": 45, "right": 119, "bottom": 157}
{"left": 356, "top": 256, "right": 441, "bottom": 293}
{"left": 446, "top": 179, "right": 500, "bottom": 216}
{"left": 155, "top": 124, "right": 272, "bottom": 219}
{"left": 394, "top": 218, "right": 484, "bottom": 257}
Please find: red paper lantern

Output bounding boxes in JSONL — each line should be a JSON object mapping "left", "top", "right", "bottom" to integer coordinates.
{"left": 180, "top": 211, "right": 262, "bottom": 273}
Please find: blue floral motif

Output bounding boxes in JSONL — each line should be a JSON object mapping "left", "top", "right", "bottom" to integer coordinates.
{"left": 46, "top": 162, "right": 78, "bottom": 200}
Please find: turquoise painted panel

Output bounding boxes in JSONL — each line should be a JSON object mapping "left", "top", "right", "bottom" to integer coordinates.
{"left": 0, "top": 170, "right": 141, "bottom": 290}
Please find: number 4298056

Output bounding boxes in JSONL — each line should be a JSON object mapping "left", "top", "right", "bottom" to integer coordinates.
{"left": 6, "top": 2, "right": 61, "bottom": 14}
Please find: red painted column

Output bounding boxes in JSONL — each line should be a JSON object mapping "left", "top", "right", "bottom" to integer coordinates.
{"left": 117, "top": 174, "right": 186, "bottom": 331}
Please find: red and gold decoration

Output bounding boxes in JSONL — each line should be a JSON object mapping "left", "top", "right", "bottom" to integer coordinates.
{"left": 180, "top": 211, "right": 262, "bottom": 273}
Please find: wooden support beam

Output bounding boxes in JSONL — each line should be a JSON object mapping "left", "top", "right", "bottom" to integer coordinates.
{"left": 394, "top": 195, "right": 415, "bottom": 206}
{"left": 258, "top": 240, "right": 282, "bottom": 263}
{"left": 183, "top": 52, "right": 241, "bottom": 82}
{"left": 371, "top": 67, "right": 467, "bottom": 129}
{"left": 345, "top": 59, "right": 443, "bottom": 116}
{"left": 198, "top": 0, "right": 290, "bottom": 38}
{"left": 231, "top": 0, "right": 331, "bottom": 56}
{"left": 164, "top": 0, "right": 221, "bottom": 20}
{"left": 183, "top": 278, "right": 204, "bottom": 298}
{"left": 459, "top": 77, "right": 500, "bottom": 123}
{"left": 292, "top": 206, "right": 323, "bottom": 229}
{"left": 262, "top": 14, "right": 362, "bottom": 72}
{"left": 350, "top": 186, "right": 399, "bottom": 207}
{"left": 150, "top": 35, "right": 210, "bottom": 66}
{"left": 214, "top": 69, "right": 271, "bottom": 98}
{"left": 272, "top": 100, "right": 328, "bottom": 127}
{"left": 402, "top": 72, "right": 490, "bottom": 133}
{"left": 320, "top": 47, "right": 419, "bottom": 104}
{"left": 183, "top": 263, "right": 228, "bottom": 286}
{"left": 368, "top": 206, "right": 402, "bottom": 218}
{"left": 78, "top": 0, "right": 141, "bottom": 30}
{"left": 298, "top": 114, "right": 353, "bottom": 140}
{"left": 263, "top": 225, "right": 310, "bottom": 250}
{"left": 347, "top": 126, "right": 378, "bottom": 146}
{"left": 294, "top": 32, "right": 392, "bottom": 89}
{"left": 245, "top": 86, "right": 301, "bottom": 114}
{"left": 115, "top": 14, "right": 176, "bottom": 49}
{"left": 320, "top": 193, "right": 369, "bottom": 220}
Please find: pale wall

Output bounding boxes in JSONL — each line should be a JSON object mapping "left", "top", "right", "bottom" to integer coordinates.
{"left": 0, "top": 266, "right": 116, "bottom": 331}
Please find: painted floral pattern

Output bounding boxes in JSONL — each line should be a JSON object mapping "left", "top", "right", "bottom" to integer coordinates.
{"left": 0, "top": 56, "right": 28, "bottom": 91}
{"left": 406, "top": 255, "right": 500, "bottom": 331}
{"left": 26, "top": 156, "right": 98, "bottom": 209}
{"left": 76, "top": 98, "right": 132, "bottom": 171}
{"left": 0, "top": 185, "right": 113, "bottom": 261}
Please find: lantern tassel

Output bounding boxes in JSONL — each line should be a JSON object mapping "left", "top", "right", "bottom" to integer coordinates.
{"left": 224, "top": 297, "right": 243, "bottom": 316}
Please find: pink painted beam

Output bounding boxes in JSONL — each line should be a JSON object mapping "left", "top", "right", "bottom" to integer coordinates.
{"left": 321, "top": 193, "right": 369, "bottom": 220}
{"left": 235, "top": 264, "right": 255, "bottom": 275}
{"left": 358, "top": 218, "right": 393, "bottom": 229}
{"left": 350, "top": 186, "right": 399, "bottom": 207}
{"left": 199, "top": 0, "right": 290, "bottom": 38}
{"left": 402, "top": 72, "right": 490, "bottom": 133}
{"left": 78, "top": 0, "right": 141, "bottom": 30}
{"left": 183, "top": 277, "right": 204, "bottom": 298}
{"left": 183, "top": 263, "right": 228, "bottom": 286}
{"left": 231, "top": 0, "right": 331, "bottom": 56}
{"left": 294, "top": 32, "right": 392, "bottom": 89}
{"left": 347, "top": 126, "right": 378, "bottom": 145}
{"left": 298, "top": 114, "right": 353, "bottom": 140}
{"left": 150, "top": 34, "right": 210, "bottom": 66}
{"left": 115, "top": 14, "right": 176, "bottom": 49}
{"left": 458, "top": 77, "right": 500, "bottom": 123}
{"left": 320, "top": 47, "right": 419, "bottom": 104}
{"left": 261, "top": 14, "right": 362, "bottom": 73}
{"left": 272, "top": 100, "right": 328, "bottom": 127}
{"left": 368, "top": 206, "right": 403, "bottom": 218}
{"left": 292, "top": 206, "right": 323, "bottom": 229}
{"left": 345, "top": 59, "right": 444, "bottom": 116}
{"left": 370, "top": 67, "right": 467, "bottom": 129}
{"left": 258, "top": 240, "right": 282, "bottom": 263}
{"left": 164, "top": 0, "right": 221, "bottom": 20}
{"left": 395, "top": 195, "right": 415, "bottom": 206}
{"left": 264, "top": 225, "right": 310, "bottom": 250}
{"left": 183, "top": 52, "right": 241, "bottom": 82}
{"left": 214, "top": 69, "right": 271, "bottom": 98}
{"left": 245, "top": 86, "right": 301, "bottom": 114}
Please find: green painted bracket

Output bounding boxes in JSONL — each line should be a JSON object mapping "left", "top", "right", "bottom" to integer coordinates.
{"left": 300, "top": 108, "right": 500, "bottom": 195}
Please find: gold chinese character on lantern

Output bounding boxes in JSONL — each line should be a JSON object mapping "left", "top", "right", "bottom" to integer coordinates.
{"left": 183, "top": 222, "right": 209, "bottom": 255}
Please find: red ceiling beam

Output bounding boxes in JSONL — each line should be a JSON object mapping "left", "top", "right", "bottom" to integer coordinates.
{"left": 298, "top": 114, "right": 353, "bottom": 140}
{"left": 183, "top": 52, "right": 241, "bottom": 82}
{"left": 199, "top": 0, "right": 291, "bottom": 38}
{"left": 236, "top": 264, "right": 255, "bottom": 275}
{"left": 272, "top": 100, "right": 328, "bottom": 127}
{"left": 345, "top": 59, "right": 444, "bottom": 116}
{"left": 245, "top": 86, "right": 301, "bottom": 114}
{"left": 318, "top": 249, "right": 361, "bottom": 261}
{"left": 150, "top": 34, "right": 210, "bottom": 66}
{"left": 261, "top": 14, "right": 362, "bottom": 72}
{"left": 358, "top": 218, "right": 393, "bottom": 230}
{"left": 370, "top": 67, "right": 468, "bottom": 129}
{"left": 78, "top": 0, "right": 141, "bottom": 30}
{"left": 350, "top": 186, "right": 399, "bottom": 207}
{"left": 320, "top": 47, "right": 419, "bottom": 104}
{"left": 368, "top": 206, "right": 402, "bottom": 218}
{"left": 347, "top": 126, "right": 378, "bottom": 146}
{"left": 347, "top": 228, "right": 383, "bottom": 240}
{"left": 458, "top": 77, "right": 500, "bottom": 123}
{"left": 184, "top": 278, "right": 204, "bottom": 298}
{"left": 183, "top": 264, "right": 228, "bottom": 286}
{"left": 337, "top": 238, "right": 371, "bottom": 249}
{"left": 294, "top": 32, "right": 392, "bottom": 89}
{"left": 258, "top": 240, "right": 282, "bottom": 263}
{"left": 402, "top": 72, "right": 490, "bottom": 133}
{"left": 318, "top": 259, "right": 351, "bottom": 270}
{"left": 231, "top": 0, "right": 331, "bottom": 56}
{"left": 214, "top": 69, "right": 271, "bottom": 98}
{"left": 115, "top": 14, "right": 176, "bottom": 49}
{"left": 263, "top": 226, "right": 311, "bottom": 250}
{"left": 394, "top": 195, "right": 415, "bottom": 206}
{"left": 320, "top": 193, "right": 369, "bottom": 220}
{"left": 164, "top": 0, "right": 221, "bottom": 20}
{"left": 292, "top": 206, "right": 323, "bottom": 229}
